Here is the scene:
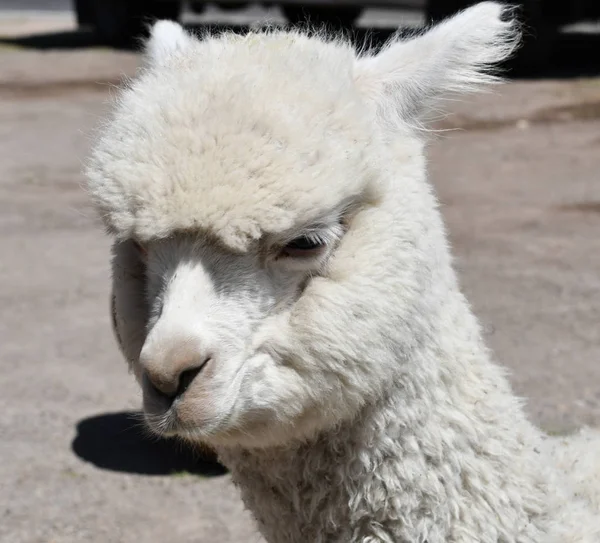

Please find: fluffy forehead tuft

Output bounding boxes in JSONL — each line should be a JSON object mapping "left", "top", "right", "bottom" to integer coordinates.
{"left": 86, "top": 27, "right": 381, "bottom": 251}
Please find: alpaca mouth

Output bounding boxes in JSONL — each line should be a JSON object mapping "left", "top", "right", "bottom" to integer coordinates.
{"left": 140, "top": 360, "right": 209, "bottom": 435}
{"left": 141, "top": 374, "right": 186, "bottom": 436}
{"left": 144, "top": 404, "right": 182, "bottom": 436}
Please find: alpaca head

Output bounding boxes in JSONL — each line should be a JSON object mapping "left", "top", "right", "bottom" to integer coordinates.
{"left": 87, "top": 3, "right": 518, "bottom": 448}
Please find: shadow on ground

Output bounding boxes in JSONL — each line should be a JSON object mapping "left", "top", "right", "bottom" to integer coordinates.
{"left": 72, "top": 411, "right": 227, "bottom": 476}
{"left": 1, "top": 23, "right": 599, "bottom": 80}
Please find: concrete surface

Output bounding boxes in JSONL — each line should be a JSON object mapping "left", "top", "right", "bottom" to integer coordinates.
{"left": 0, "top": 9, "right": 599, "bottom": 543}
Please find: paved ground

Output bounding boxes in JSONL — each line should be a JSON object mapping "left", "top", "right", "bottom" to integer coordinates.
{"left": 0, "top": 7, "right": 599, "bottom": 543}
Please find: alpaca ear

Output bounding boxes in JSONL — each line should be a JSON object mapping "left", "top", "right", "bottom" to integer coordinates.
{"left": 354, "top": 1, "right": 520, "bottom": 129}
{"left": 145, "top": 20, "right": 192, "bottom": 66}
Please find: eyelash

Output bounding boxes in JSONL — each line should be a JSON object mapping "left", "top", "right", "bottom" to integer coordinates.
{"left": 280, "top": 224, "right": 344, "bottom": 259}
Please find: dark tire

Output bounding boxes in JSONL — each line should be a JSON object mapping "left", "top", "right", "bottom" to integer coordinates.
{"left": 87, "top": 0, "right": 182, "bottom": 48}
{"left": 73, "top": 0, "right": 93, "bottom": 27}
{"left": 509, "top": 1, "right": 557, "bottom": 76}
{"left": 283, "top": 5, "right": 362, "bottom": 30}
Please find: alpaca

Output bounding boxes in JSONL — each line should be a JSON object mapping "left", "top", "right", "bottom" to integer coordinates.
{"left": 85, "top": 3, "right": 600, "bottom": 541}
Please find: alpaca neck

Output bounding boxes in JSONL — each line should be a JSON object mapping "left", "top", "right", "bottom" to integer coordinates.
{"left": 220, "top": 334, "right": 553, "bottom": 543}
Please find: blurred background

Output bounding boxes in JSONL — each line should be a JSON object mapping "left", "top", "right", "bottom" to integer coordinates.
{"left": 2, "top": 0, "right": 600, "bottom": 75}
{"left": 0, "top": 1, "right": 599, "bottom": 542}
{"left": 73, "top": 0, "right": 600, "bottom": 76}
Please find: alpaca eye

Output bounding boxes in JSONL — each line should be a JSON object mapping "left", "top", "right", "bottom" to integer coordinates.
{"left": 281, "top": 235, "right": 326, "bottom": 258}
{"left": 287, "top": 236, "right": 323, "bottom": 251}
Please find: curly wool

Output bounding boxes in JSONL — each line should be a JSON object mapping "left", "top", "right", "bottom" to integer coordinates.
{"left": 86, "top": 3, "right": 600, "bottom": 542}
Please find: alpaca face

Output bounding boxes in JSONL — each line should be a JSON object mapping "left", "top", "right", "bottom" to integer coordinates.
{"left": 89, "top": 4, "right": 518, "bottom": 447}
{"left": 132, "top": 214, "right": 349, "bottom": 446}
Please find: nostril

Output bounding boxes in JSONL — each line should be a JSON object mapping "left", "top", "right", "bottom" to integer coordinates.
{"left": 175, "top": 357, "right": 211, "bottom": 398}
{"left": 142, "top": 355, "right": 212, "bottom": 405}
{"left": 143, "top": 373, "right": 177, "bottom": 407}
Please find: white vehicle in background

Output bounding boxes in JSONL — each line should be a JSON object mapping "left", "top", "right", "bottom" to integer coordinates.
{"left": 73, "top": 0, "right": 600, "bottom": 70}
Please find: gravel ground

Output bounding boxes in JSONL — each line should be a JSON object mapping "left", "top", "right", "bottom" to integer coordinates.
{"left": 0, "top": 11, "right": 599, "bottom": 543}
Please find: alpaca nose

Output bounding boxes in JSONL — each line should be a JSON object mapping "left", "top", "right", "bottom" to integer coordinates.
{"left": 139, "top": 335, "right": 212, "bottom": 399}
